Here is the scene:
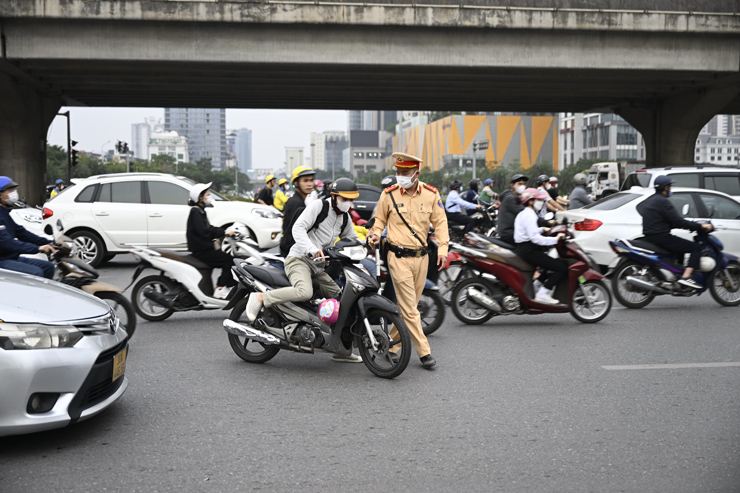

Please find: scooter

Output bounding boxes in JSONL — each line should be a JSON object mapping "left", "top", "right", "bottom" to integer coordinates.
{"left": 223, "top": 239, "right": 413, "bottom": 379}
{"left": 450, "top": 228, "right": 612, "bottom": 324}
{"left": 609, "top": 223, "right": 740, "bottom": 308}
{"left": 50, "top": 228, "right": 137, "bottom": 340}
{"left": 128, "top": 223, "right": 263, "bottom": 321}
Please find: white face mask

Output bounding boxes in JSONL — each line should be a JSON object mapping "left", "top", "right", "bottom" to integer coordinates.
{"left": 396, "top": 171, "right": 418, "bottom": 190}
{"left": 4, "top": 190, "right": 20, "bottom": 206}
{"left": 336, "top": 199, "right": 352, "bottom": 213}
{"left": 205, "top": 196, "right": 215, "bottom": 207}
{"left": 533, "top": 200, "right": 545, "bottom": 211}
{"left": 515, "top": 185, "right": 526, "bottom": 194}
{"left": 545, "top": 184, "right": 551, "bottom": 190}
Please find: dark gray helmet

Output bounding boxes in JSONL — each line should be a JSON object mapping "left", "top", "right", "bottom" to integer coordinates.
{"left": 510, "top": 174, "right": 528, "bottom": 184}
{"left": 329, "top": 177, "right": 359, "bottom": 199}
{"left": 469, "top": 179, "right": 481, "bottom": 191}
{"left": 381, "top": 175, "right": 397, "bottom": 188}
{"left": 450, "top": 179, "right": 463, "bottom": 191}
{"left": 654, "top": 175, "right": 676, "bottom": 192}
{"left": 535, "top": 174, "right": 550, "bottom": 186}
{"left": 574, "top": 173, "right": 588, "bottom": 186}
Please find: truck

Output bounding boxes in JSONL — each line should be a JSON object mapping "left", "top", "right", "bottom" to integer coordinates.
{"left": 587, "top": 161, "right": 645, "bottom": 200}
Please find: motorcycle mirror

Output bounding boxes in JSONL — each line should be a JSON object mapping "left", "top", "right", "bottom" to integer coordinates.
{"left": 365, "top": 218, "right": 375, "bottom": 230}
{"left": 682, "top": 203, "right": 690, "bottom": 216}
{"left": 544, "top": 212, "right": 555, "bottom": 221}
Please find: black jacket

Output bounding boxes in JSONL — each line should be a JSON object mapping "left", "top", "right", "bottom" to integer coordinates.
{"left": 0, "top": 206, "right": 50, "bottom": 262}
{"left": 639, "top": 192, "right": 702, "bottom": 236}
{"left": 257, "top": 187, "right": 274, "bottom": 206}
{"left": 497, "top": 189, "right": 525, "bottom": 240}
{"left": 186, "top": 206, "right": 225, "bottom": 254}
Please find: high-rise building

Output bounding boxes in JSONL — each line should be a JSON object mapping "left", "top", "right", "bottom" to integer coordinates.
{"left": 147, "top": 130, "right": 189, "bottom": 165}
{"left": 164, "top": 108, "right": 227, "bottom": 169}
{"left": 234, "top": 128, "right": 253, "bottom": 173}
{"left": 310, "top": 131, "right": 346, "bottom": 171}
{"left": 348, "top": 111, "right": 362, "bottom": 133}
{"left": 558, "top": 113, "right": 645, "bottom": 167}
{"left": 285, "top": 147, "right": 304, "bottom": 175}
{"left": 131, "top": 117, "right": 162, "bottom": 160}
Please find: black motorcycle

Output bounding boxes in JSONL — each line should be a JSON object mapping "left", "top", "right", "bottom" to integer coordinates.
{"left": 223, "top": 239, "right": 413, "bottom": 379}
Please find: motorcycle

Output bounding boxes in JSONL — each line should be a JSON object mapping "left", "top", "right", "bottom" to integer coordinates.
{"left": 50, "top": 229, "right": 137, "bottom": 339}
{"left": 609, "top": 223, "right": 740, "bottom": 308}
{"left": 128, "top": 223, "right": 263, "bottom": 321}
{"left": 450, "top": 228, "right": 612, "bottom": 324}
{"left": 223, "top": 239, "right": 413, "bottom": 379}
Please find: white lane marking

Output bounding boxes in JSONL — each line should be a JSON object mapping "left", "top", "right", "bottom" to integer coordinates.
{"left": 602, "top": 362, "right": 740, "bottom": 370}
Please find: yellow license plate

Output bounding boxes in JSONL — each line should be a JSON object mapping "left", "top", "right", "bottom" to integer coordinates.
{"left": 112, "top": 347, "right": 127, "bottom": 382}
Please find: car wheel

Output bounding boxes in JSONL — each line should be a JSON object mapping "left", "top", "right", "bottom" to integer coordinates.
{"left": 69, "top": 230, "right": 106, "bottom": 267}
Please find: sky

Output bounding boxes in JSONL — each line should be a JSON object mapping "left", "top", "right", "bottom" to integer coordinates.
{"left": 46, "top": 107, "right": 348, "bottom": 170}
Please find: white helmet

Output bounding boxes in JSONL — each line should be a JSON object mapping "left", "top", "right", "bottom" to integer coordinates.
{"left": 699, "top": 256, "right": 716, "bottom": 272}
{"left": 190, "top": 182, "right": 212, "bottom": 205}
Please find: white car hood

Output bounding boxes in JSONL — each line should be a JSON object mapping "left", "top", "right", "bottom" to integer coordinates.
{"left": 0, "top": 269, "right": 109, "bottom": 323}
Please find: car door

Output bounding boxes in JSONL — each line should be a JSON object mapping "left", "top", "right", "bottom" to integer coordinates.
{"left": 90, "top": 181, "right": 147, "bottom": 247}
{"left": 695, "top": 192, "right": 740, "bottom": 256}
{"left": 355, "top": 185, "right": 381, "bottom": 221}
{"left": 145, "top": 180, "right": 191, "bottom": 248}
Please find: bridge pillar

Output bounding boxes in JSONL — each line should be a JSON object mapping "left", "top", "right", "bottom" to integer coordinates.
{"left": 0, "top": 73, "right": 61, "bottom": 207}
{"left": 617, "top": 86, "right": 740, "bottom": 168}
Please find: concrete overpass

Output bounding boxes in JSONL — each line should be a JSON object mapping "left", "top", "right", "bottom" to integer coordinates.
{"left": 1, "top": 0, "right": 740, "bottom": 205}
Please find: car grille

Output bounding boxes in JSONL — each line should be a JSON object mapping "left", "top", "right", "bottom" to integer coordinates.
{"left": 67, "top": 341, "right": 128, "bottom": 422}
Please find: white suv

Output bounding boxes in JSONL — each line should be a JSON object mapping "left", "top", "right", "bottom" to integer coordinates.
{"left": 41, "top": 173, "right": 282, "bottom": 266}
{"left": 621, "top": 166, "right": 740, "bottom": 201}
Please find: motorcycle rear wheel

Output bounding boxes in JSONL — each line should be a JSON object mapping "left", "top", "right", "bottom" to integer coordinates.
{"left": 709, "top": 261, "right": 740, "bottom": 307}
{"left": 570, "top": 280, "right": 612, "bottom": 323}
{"left": 450, "top": 277, "right": 496, "bottom": 325}
{"left": 97, "top": 291, "right": 137, "bottom": 340}
{"left": 419, "top": 289, "right": 445, "bottom": 336}
{"left": 227, "top": 297, "right": 281, "bottom": 363}
{"left": 611, "top": 261, "right": 656, "bottom": 309}
{"left": 131, "top": 275, "right": 176, "bottom": 321}
{"left": 355, "top": 308, "right": 411, "bottom": 379}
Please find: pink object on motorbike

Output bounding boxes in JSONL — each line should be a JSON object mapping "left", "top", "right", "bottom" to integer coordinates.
{"left": 318, "top": 298, "right": 340, "bottom": 324}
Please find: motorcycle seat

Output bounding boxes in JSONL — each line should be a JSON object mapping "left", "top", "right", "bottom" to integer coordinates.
{"left": 152, "top": 249, "right": 212, "bottom": 270}
{"left": 245, "top": 264, "right": 324, "bottom": 292}
{"left": 627, "top": 238, "right": 672, "bottom": 255}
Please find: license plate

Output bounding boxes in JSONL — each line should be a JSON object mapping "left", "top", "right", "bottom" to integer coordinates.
{"left": 112, "top": 347, "right": 127, "bottom": 382}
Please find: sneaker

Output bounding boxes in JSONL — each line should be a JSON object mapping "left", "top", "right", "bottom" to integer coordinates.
{"left": 534, "top": 286, "right": 559, "bottom": 305}
{"left": 678, "top": 277, "right": 703, "bottom": 290}
{"left": 245, "top": 293, "right": 263, "bottom": 322}
{"left": 331, "top": 353, "right": 363, "bottom": 363}
{"left": 213, "top": 286, "right": 233, "bottom": 300}
{"left": 533, "top": 279, "right": 543, "bottom": 293}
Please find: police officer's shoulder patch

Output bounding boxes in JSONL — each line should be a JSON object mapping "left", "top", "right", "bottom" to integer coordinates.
{"left": 384, "top": 184, "right": 400, "bottom": 193}
{"left": 423, "top": 183, "right": 438, "bottom": 193}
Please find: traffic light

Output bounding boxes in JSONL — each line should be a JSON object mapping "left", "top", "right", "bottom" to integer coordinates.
{"left": 71, "top": 140, "right": 79, "bottom": 167}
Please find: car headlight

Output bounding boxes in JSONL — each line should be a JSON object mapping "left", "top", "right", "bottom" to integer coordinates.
{"left": 252, "top": 208, "right": 283, "bottom": 219}
{"left": 340, "top": 245, "right": 367, "bottom": 262}
{"left": 0, "top": 323, "right": 83, "bottom": 349}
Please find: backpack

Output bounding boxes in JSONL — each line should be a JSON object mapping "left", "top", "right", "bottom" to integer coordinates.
{"left": 279, "top": 199, "right": 350, "bottom": 258}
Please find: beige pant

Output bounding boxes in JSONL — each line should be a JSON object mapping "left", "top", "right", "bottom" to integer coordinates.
{"left": 388, "top": 253, "right": 431, "bottom": 358}
{"left": 263, "top": 255, "right": 341, "bottom": 308}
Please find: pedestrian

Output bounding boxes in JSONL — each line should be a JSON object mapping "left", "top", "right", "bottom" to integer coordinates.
{"left": 256, "top": 175, "right": 277, "bottom": 207}
{"left": 367, "top": 152, "right": 449, "bottom": 370}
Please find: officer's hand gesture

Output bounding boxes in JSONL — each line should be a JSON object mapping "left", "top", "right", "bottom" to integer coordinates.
{"left": 367, "top": 233, "right": 380, "bottom": 247}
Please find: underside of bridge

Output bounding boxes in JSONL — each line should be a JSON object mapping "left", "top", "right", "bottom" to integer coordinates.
{"left": 1, "top": 2, "right": 740, "bottom": 205}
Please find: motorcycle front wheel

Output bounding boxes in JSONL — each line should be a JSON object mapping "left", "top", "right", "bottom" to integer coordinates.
{"left": 611, "top": 261, "right": 656, "bottom": 309}
{"left": 131, "top": 275, "right": 176, "bottom": 321}
{"left": 570, "top": 280, "right": 612, "bottom": 323}
{"left": 419, "top": 289, "right": 445, "bottom": 336}
{"left": 227, "top": 297, "right": 281, "bottom": 363}
{"left": 450, "top": 277, "right": 496, "bottom": 325}
{"left": 355, "top": 308, "right": 411, "bottom": 379}
{"left": 709, "top": 261, "right": 740, "bottom": 306}
{"left": 97, "top": 291, "right": 137, "bottom": 340}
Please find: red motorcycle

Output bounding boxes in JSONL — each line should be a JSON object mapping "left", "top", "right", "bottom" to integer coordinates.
{"left": 450, "top": 228, "right": 612, "bottom": 324}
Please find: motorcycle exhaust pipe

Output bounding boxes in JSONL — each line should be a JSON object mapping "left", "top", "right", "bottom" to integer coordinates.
{"left": 223, "top": 319, "right": 281, "bottom": 345}
{"left": 466, "top": 288, "right": 503, "bottom": 313}
{"left": 143, "top": 290, "right": 175, "bottom": 309}
{"left": 625, "top": 276, "right": 671, "bottom": 295}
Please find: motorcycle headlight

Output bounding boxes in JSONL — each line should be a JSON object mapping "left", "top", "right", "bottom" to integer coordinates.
{"left": 252, "top": 208, "right": 283, "bottom": 219}
{"left": 345, "top": 268, "right": 377, "bottom": 293}
{"left": 0, "top": 323, "right": 83, "bottom": 349}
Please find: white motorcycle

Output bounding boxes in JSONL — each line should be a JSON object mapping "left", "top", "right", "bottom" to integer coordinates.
{"left": 129, "top": 223, "right": 263, "bottom": 321}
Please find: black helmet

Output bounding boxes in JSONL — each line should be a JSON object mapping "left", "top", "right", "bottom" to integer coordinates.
{"left": 535, "top": 174, "right": 550, "bottom": 186}
{"left": 654, "top": 175, "right": 676, "bottom": 192}
{"left": 381, "top": 175, "right": 397, "bottom": 188}
{"left": 450, "top": 179, "right": 463, "bottom": 191}
{"left": 469, "top": 179, "right": 481, "bottom": 191}
{"left": 510, "top": 174, "right": 528, "bottom": 184}
{"left": 329, "top": 177, "right": 360, "bottom": 199}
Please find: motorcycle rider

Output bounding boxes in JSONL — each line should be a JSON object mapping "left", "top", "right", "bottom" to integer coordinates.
{"left": 568, "top": 173, "right": 593, "bottom": 210}
{"left": 535, "top": 174, "right": 565, "bottom": 214}
{"left": 465, "top": 179, "right": 490, "bottom": 216}
{"left": 256, "top": 175, "right": 277, "bottom": 207}
{"left": 186, "top": 182, "right": 238, "bottom": 299}
{"left": 497, "top": 173, "right": 537, "bottom": 246}
{"left": 480, "top": 178, "right": 497, "bottom": 204}
{"left": 0, "top": 176, "right": 56, "bottom": 279}
{"left": 50, "top": 179, "right": 65, "bottom": 198}
{"left": 279, "top": 166, "right": 316, "bottom": 257}
{"left": 273, "top": 178, "right": 289, "bottom": 211}
{"left": 445, "top": 179, "right": 482, "bottom": 234}
{"left": 637, "top": 175, "right": 713, "bottom": 290}
{"left": 246, "top": 178, "right": 362, "bottom": 363}
{"left": 513, "top": 188, "right": 567, "bottom": 305}
{"left": 547, "top": 177, "right": 569, "bottom": 208}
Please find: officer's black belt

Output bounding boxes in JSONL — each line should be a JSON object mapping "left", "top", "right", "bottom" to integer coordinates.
{"left": 387, "top": 242, "right": 428, "bottom": 258}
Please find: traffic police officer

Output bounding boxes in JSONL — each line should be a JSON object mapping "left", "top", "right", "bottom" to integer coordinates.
{"left": 367, "top": 152, "right": 449, "bottom": 369}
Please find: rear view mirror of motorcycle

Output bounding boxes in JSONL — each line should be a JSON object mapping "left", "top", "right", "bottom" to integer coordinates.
{"left": 544, "top": 212, "right": 555, "bottom": 221}
{"left": 682, "top": 203, "right": 691, "bottom": 216}
{"left": 365, "top": 217, "right": 375, "bottom": 230}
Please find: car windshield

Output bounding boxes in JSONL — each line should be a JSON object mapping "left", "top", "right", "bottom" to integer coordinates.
{"left": 620, "top": 172, "right": 652, "bottom": 190}
{"left": 582, "top": 192, "right": 641, "bottom": 211}
{"left": 174, "top": 176, "right": 228, "bottom": 201}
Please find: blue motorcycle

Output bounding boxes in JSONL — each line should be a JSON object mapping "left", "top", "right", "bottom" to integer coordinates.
{"left": 608, "top": 223, "right": 740, "bottom": 308}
